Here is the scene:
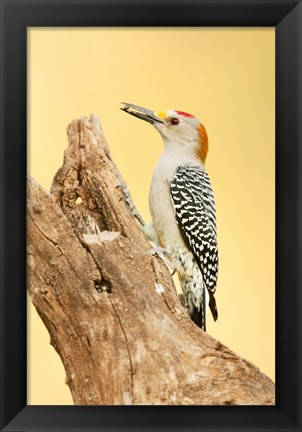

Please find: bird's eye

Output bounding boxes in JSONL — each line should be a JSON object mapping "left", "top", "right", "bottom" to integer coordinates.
{"left": 170, "top": 117, "right": 180, "bottom": 126}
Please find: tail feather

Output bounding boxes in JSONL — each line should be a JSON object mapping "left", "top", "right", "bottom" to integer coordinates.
{"left": 192, "top": 290, "right": 218, "bottom": 331}
{"left": 208, "top": 290, "right": 218, "bottom": 321}
{"left": 178, "top": 259, "right": 218, "bottom": 331}
{"left": 192, "top": 282, "right": 207, "bottom": 331}
{"left": 192, "top": 306, "right": 206, "bottom": 331}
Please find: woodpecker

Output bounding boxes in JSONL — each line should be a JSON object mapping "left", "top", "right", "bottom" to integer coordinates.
{"left": 121, "top": 102, "right": 218, "bottom": 331}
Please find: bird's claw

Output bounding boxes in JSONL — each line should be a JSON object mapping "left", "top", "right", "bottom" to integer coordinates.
{"left": 147, "top": 247, "right": 176, "bottom": 273}
{"left": 116, "top": 184, "right": 145, "bottom": 226}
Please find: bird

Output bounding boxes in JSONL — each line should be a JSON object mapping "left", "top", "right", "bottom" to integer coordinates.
{"left": 120, "top": 102, "right": 218, "bottom": 331}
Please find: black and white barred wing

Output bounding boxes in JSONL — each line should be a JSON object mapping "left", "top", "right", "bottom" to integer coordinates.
{"left": 170, "top": 165, "right": 219, "bottom": 319}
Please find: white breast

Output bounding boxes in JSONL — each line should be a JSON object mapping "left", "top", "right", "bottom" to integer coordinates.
{"left": 149, "top": 145, "right": 203, "bottom": 250}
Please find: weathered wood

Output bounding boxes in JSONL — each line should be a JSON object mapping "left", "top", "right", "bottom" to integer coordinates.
{"left": 27, "top": 114, "right": 275, "bottom": 405}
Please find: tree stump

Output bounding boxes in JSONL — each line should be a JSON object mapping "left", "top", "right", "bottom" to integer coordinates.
{"left": 27, "top": 114, "right": 275, "bottom": 405}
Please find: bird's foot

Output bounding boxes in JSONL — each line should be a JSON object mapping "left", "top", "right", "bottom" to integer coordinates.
{"left": 147, "top": 247, "right": 176, "bottom": 274}
{"left": 116, "top": 183, "right": 145, "bottom": 226}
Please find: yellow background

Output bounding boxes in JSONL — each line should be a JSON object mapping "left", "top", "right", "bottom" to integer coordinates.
{"left": 28, "top": 28, "right": 275, "bottom": 404}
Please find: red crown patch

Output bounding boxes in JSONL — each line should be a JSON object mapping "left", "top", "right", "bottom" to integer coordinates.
{"left": 175, "top": 111, "right": 195, "bottom": 118}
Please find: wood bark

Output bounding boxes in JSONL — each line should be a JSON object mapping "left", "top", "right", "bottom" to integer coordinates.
{"left": 27, "top": 114, "right": 275, "bottom": 405}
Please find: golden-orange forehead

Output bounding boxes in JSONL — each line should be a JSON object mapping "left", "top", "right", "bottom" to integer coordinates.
{"left": 156, "top": 111, "right": 167, "bottom": 120}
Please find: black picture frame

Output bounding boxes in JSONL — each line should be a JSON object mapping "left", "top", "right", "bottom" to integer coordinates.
{"left": 0, "top": 0, "right": 301, "bottom": 431}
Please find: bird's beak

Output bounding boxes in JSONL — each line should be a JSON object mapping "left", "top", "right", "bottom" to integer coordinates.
{"left": 120, "top": 102, "right": 164, "bottom": 125}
